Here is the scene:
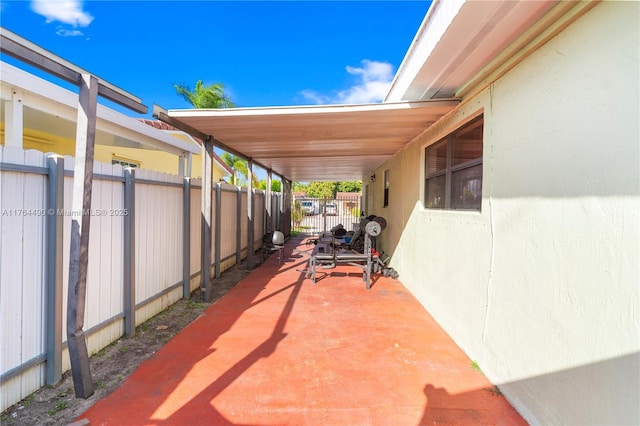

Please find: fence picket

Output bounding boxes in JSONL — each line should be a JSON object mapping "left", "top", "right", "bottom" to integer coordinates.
{"left": 20, "top": 150, "right": 47, "bottom": 393}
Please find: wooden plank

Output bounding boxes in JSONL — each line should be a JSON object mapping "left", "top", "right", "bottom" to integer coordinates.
{"left": 66, "top": 74, "right": 97, "bottom": 399}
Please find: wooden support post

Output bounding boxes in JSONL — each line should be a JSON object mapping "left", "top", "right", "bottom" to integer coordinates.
{"left": 201, "top": 137, "right": 214, "bottom": 302}
{"left": 266, "top": 170, "right": 272, "bottom": 233}
{"left": 4, "top": 90, "right": 23, "bottom": 148}
{"left": 66, "top": 74, "right": 97, "bottom": 399}
{"left": 246, "top": 159, "right": 254, "bottom": 269}
{"left": 46, "top": 154, "right": 64, "bottom": 385}
{"left": 282, "top": 179, "right": 292, "bottom": 238}
{"left": 236, "top": 187, "right": 242, "bottom": 265}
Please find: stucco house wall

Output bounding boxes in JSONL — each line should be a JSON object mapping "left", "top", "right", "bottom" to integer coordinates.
{"left": 372, "top": 2, "right": 639, "bottom": 424}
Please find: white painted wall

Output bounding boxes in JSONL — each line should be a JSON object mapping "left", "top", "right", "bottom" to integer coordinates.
{"left": 375, "top": 2, "right": 639, "bottom": 424}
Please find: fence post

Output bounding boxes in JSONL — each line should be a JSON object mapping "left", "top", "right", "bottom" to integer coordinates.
{"left": 214, "top": 182, "right": 222, "bottom": 278}
{"left": 236, "top": 187, "right": 242, "bottom": 265}
{"left": 123, "top": 167, "right": 136, "bottom": 337}
{"left": 46, "top": 154, "right": 64, "bottom": 385}
{"left": 182, "top": 177, "right": 191, "bottom": 299}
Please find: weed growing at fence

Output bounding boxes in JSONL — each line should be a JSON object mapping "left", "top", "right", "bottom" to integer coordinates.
{"left": 47, "top": 402, "right": 67, "bottom": 416}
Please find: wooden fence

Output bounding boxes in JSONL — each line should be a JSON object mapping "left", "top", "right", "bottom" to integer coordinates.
{"left": 0, "top": 146, "right": 283, "bottom": 411}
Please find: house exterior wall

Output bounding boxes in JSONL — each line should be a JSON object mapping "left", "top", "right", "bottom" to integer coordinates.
{"left": 372, "top": 2, "right": 639, "bottom": 424}
{"left": 0, "top": 126, "right": 227, "bottom": 181}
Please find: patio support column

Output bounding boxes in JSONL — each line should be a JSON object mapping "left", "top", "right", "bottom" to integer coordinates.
{"left": 67, "top": 73, "right": 97, "bottom": 399}
{"left": 178, "top": 154, "right": 185, "bottom": 177}
{"left": 182, "top": 176, "right": 191, "bottom": 299}
{"left": 266, "top": 169, "right": 272, "bottom": 232}
{"left": 282, "top": 178, "right": 292, "bottom": 237}
{"left": 201, "top": 136, "right": 214, "bottom": 302}
{"left": 187, "top": 153, "right": 193, "bottom": 177}
{"left": 123, "top": 167, "right": 136, "bottom": 337}
{"left": 246, "top": 158, "right": 254, "bottom": 269}
{"left": 214, "top": 182, "right": 222, "bottom": 278}
{"left": 236, "top": 186, "right": 242, "bottom": 265}
{"left": 46, "top": 154, "right": 64, "bottom": 386}
{"left": 4, "top": 90, "right": 23, "bottom": 148}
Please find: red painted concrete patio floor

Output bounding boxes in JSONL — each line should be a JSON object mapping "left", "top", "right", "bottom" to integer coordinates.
{"left": 79, "top": 237, "right": 526, "bottom": 425}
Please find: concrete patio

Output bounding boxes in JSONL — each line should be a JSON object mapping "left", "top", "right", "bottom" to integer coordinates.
{"left": 78, "top": 236, "right": 526, "bottom": 425}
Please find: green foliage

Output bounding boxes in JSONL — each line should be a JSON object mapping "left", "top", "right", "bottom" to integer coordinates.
{"left": 292, "top": 181, "right": 360, "bottom": 196}
{"left": 220, "top": 153, "right": 259, "bottom": 187}
{"left": 336, "top": 181, "right": 362, "bottom": 193}
{"left": 306, "top": 182, "right": 337, "bottom": 199}
{"left": 174, "top": 80, "right": 235, "bottom": 109}
{"left": 292, "top": 182, "right": 308, "bottom": 193}
{"left": 258, "top": 179, "right": 282, "bottom": 192}
{"left": 48, "top": 401, "right": 67, "bottom": 416}
{"left": 291, "top": 200, "right": 305, "bottom": 230}
{"left": 22, "top": 394, "right": 34, "bottom": 408}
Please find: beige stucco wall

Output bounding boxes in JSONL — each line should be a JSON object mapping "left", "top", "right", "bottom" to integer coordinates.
{"left": 371, "top": 2, "right": 639, "bottom": 424}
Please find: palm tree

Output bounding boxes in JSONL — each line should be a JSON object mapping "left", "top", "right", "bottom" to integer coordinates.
{"left": 221, "top": 152, "right": 258, "bottom": 187}
{"left": 174, "top": 80, "right": 235, "bottom": 109}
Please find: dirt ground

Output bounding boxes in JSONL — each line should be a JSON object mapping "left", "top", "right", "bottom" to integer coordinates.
{"left": 0, "top": 262, "right": 253, "bottom": 426}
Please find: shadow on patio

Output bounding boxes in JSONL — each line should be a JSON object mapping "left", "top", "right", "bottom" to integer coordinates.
{"left": 77, "top": 237, "right": 525, "bottom": 425}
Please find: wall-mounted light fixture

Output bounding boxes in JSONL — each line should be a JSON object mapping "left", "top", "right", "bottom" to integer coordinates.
{"left": 370, "top": 174, "right": 376, "bottom": 183}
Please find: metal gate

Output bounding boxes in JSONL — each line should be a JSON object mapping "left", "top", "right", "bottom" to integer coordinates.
{"left": 292, "top": 194, "right": 361, "bottom": 235}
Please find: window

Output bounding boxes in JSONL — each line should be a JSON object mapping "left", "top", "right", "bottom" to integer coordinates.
{"left": 383, "top": 169, "right": 390, "bottom": 207}
{"left": 425, "top": 115, "right": 483, "bottom": 210}
{"left": 112, "top": 156, "right": 140, "bottom": 169}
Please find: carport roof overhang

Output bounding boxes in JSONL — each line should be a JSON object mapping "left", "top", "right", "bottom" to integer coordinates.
{"left": 161, "top": 99, "right": 459, "bottom": 182}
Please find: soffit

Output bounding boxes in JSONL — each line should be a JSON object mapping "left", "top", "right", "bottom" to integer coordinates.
{"left": 166, "top": 99, "right": 458, "bottom": 182}
{"left": 386, "top": 0, "right": 558, "bottom": 101}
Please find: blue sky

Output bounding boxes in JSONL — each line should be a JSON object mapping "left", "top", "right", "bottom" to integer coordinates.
{"left": 1, "top": 1, "right": 431, "bottom": 115}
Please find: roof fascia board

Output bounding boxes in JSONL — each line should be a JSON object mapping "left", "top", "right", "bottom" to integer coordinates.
{"left": 0, "top": 26, "right": 147, "bottom": 114}
{"left": 385, "top": 0, "right": 465, "bottom": 102}
{"left": 455, "top": 0, "right": 599, "bottom": 100}
{"left": 1, "top": 61, "right": 199, "bottom": 155}
{"left": 167, "top": 99, "right": 457, "bottom": 118}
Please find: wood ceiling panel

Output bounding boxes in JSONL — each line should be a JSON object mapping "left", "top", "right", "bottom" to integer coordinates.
{"left": 168, "top": 99, "right": 459, "bottom": 182}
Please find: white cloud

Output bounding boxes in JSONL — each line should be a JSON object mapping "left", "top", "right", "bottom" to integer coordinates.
{"left": 299, "top": 90, "right": 330, "bottom": 105}
{"left": 56, "top": 27, "right": 84, "bottom": 37}
{"left": 301, "top": 60, "right": 395, "bottom": 105}
{"left": 31, "top": 0, "right": 94, "bottom": 27}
